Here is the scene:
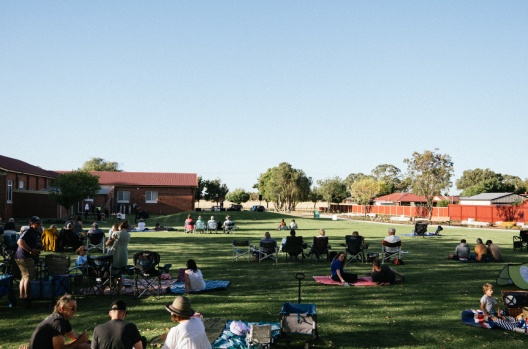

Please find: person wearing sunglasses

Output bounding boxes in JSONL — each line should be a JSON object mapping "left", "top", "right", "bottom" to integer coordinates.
{"left": 25, "top": 294, "right": 90, "bottom": 349}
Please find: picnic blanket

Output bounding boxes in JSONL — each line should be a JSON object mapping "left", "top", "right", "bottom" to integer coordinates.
{"left": 461, "top": 309, "right": 497, "bottom": 329}
{"left": 212, "top": 320, "right": 280, "bottom": 349}
{"left": 401, "top": 232, "right": 442, "bottom": 237}
{"left": 313, "top": 275, "right": 378, "bottom": 286}
{"left": 169, "top": 280, "right": 231, "bottom": 294}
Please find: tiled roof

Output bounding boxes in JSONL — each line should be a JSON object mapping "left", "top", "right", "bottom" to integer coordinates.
{"left": 375, "top": 193, "right": 427, "bottom": 203}
{"left": 461, "top": 192, "right": 513, "bottom": 200}
{"left": 86, "top": 171, "right": 197, "bottom": 187}
{"left": 0, "top": 154, "right": 57, "bottom": 178}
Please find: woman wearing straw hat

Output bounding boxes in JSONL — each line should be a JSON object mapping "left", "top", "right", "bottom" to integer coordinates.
{"left": 163, "top": 296, "right": 211, "bottom": 349}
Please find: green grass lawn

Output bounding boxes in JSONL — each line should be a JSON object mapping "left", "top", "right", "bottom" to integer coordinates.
{"left": 1, "top": 211, "right": 527, "bottom": 348}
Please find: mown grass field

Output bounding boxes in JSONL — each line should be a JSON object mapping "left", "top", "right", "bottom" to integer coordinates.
{"left": 1, "top": 211, "right": 527, "bottom": 348}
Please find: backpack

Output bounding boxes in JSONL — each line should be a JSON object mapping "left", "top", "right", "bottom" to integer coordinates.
{"left": 392, "top": 258, "right": 404, "bottom": 265}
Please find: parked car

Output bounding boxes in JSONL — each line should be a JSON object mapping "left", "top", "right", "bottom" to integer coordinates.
{"left": 211, "top": 206, "right": 221, "bottom": 211}
{"left": 227, "top": 204, "right": 243, "bottom": 211}
{"left": 250, "top": 205, "right": 265, "bottom": 212}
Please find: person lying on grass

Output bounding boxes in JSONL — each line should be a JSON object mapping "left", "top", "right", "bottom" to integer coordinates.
{"left": 370, "top": 258, "right": 405, "bottom": 285}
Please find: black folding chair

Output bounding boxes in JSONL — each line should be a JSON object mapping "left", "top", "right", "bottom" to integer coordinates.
{"left": 283, "top": 236, "right": 305, "bottom": 262}
{"left": 308, "top": 237, "right": 331, "bottom": 262}
{"left": 83, "top": 255, "right": 119, "bottom": 296}
{"left": 132, "top": 251, "right": 171, "bottom": 299}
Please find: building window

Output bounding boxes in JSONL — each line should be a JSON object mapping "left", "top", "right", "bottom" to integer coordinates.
{"left": 18, "top": 180, "right": 24, "bottom": 189}
{"left": 117, "top": 191, "right": 130, "bottom": 203}
{"left": 7, "top": 180, "right": 13, "bottom": 202}
{"left": 146, "top": 191, "right": 158, "bottom": 203}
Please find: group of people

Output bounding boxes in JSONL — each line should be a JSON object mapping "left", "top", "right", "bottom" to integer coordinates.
{"left": 450, "top": 238, "right": 503, "bottom": 262}
{"left": 277, "top": 218, "right": 298, "bottom": 230}
{"left": 184, "top": 215, "right": 235, "bottom": 234}
{"left": 22, "top": 294, "right": 211, "bottom": 349}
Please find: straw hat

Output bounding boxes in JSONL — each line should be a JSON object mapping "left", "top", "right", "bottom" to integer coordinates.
{"left": 165, "top": 296, "right": 195, "bottom": 317}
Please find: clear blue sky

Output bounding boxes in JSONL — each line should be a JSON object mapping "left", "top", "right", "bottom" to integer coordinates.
{"left": 2, "top": 1, "right": 527, "bottom": 195}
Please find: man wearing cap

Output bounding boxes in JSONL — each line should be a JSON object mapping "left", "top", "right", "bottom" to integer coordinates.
{"left": 91, "top": 300, "right": 144, "bottom": 349}
{"left": 15, "top": 216, "right": 42, "bottom": 302}
{"left": 27, "top": 294, "right": 90, "bottom": 349}
{"left": 163, "top": 296, "right": 211, "bottom": 349}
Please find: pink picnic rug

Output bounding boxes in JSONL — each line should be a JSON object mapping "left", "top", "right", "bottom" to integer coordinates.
{"left": 313, "top": 275, "right": 378, "bottom": 286}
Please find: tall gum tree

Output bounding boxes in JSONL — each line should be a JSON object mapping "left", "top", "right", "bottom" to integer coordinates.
{"left": 404, "top": 149, "right": 454, "bottom": 219}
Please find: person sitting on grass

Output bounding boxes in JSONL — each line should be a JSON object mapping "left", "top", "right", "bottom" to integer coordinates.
{"left": 485, "top": 240, "right": 503, "bottom": 262}
{"left": 163, "top": 296, "right": 211, "bottom": 349}
{"left": 448, "top": 239, "right": 470, "bottom": 260}
{"left": 25, "top": 294, "right": 90, "bottom": 349}
{"left": 330, "top": 252, "right": 357, "bottom": 286}
{"left": 184, "top": 259, "right": 205, "bottom": 294}
{"left": 277, "top": 219, "right": 287, "bottom": 230}
{"left": 370, "top": 258, "right": 405, "bottom": 285}
{"left": 474, "top": 238, "right": 490, "bottom": 262}
{"left": 479, "top": 283, "right": 521, "bottom": 332}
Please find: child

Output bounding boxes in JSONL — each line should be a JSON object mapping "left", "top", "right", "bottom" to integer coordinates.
{"left": 480, "top": 283, "right": 521, "bottom": 332}
{"left": 75, "top": 246, "right": 88, "bottom": 267}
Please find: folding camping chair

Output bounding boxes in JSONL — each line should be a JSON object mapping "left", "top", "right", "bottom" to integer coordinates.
{"left": 132, "top": 251, "right": 171, "bottom": 299}
{"left": 194, "top": 221, "right": 206, "bottom": 234}
{"left": 224, "top": 221, "right": 236, "bottom": 234}
{"left": 343, "top": 235, "right": 367, "bottom": 264}
{"left": 259, "top": 241, "right": 279, "bottom": 263}
{"left": 381, "top": 240, "right": 401, "bottom": 264}
{"left": 513, "top": 228, "right": 528, "bottom": 252}
{"left": 282, "top": 236, "right": 306, "bottom": 262}
{"left": 86, "top": 232, "right": 105, "bottom": 253}
{"left": 308, "top": 237, "right": 331, "bottom": 261}
{"left": 206, "top": 221, "right": 218, "bottom": 234}
{"left": 83, "top": 255, "right": 119, "bottom": 296}
{"left": 232, "top": 240, "right": 251, "bottom": 261}
{"left": 41, "top": 254, "right": 74, "bottom": 300}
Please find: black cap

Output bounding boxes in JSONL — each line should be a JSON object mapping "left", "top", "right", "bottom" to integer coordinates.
{"left": 110, "top": 300, "right": 128, "bottom": 313}
{"left": 29, "top": 216, "right": 41, "bottom": 224}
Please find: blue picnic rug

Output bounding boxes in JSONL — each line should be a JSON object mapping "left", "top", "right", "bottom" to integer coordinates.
{"left": 212, "top": 320, "right": 280, "bottom": 349}
{"left": 169, "top": 280, "right": 230, "bottom": 294}
{"left": 461, "top": 309, "right": 497, "bottom": 329}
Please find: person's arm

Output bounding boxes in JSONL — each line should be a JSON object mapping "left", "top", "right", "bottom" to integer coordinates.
{"left": 53, "top": 331, "right": 88, "bottom": 349}
{"left": 184, "top": 270, "right": 191, "bottom": 293}
{"left": 133, "top": 340, "right": 143, "bottom": 349}
{"left": 335, "top": 269, "right": 346, "bottom": 284}
{"left": 17, "top": 239, "right": 39, "bottom": 256}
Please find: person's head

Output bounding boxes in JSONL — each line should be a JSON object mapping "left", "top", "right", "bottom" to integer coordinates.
{"left": 50, "top": 224, "right": 57, "bottom": 230}
{"left": 29, "top": 216, "right": 42, "bottom": 229}
{"left": 476, "top": 238, "right": 483, "bottom": 244}
{"left": 210, "top": 216, "right": 215, "bottom": 221}
{"left": 119, "top": 220, "right": 130, "bottom": 230}
{"left": 197, "top": 216, "right": 202, "bottom": 220}
{"left": 8, "top": 218, "right": 14, "bottom": 223}
{"left": 291, "top": 219, "right": 296, "bottom": 223}
{"left": 187, "top": 214, "right": 192, "bottom": 219}
{"left": 264, "top": 231, "right": 271, "bottom": 239}
{"left": 227, "top": 216, "right": 232, "bottom": 220}
{"left": 109, "top": 300, "right": 129, "bottom": 320}
{"left": 290, "top": 229, "right": 296, "bottom": 237}
{"left": 155, "top": 222, "right": 160, "bottom": 227}
{"left": 388, "top": 228, "right": 396, "bottom": 235}
{"left": 66, "top": 222, "right": 73, "bottom": 229}
{"left": 54, "top": 294, "right": 77, "bottom": 319}
{"left": 460, "top": 239, "right": 466, "bottom": 243}
{"left": 319, "top": 229, "right": 325, "bottom": 237}
{"left": 186, "top": 259, "right": 198, "bottom": 272}
{"left": 335, "top": 252, "right": 346, "bottom": 262}
{"left": 352, "top": 231, "right": 359, "bottom": 236}
{"left": 372, "top": 258, "right": 381, "bottom": 270}
{"left": 482, "top": 283, "right": 494, "bottom": 296}
{"left": 165, "top": 296, "right": 195, "bottom": 322}
{"left": 92, "top": 222, "right": 98, "bottom": 229}
{"left": 111, "top": 224, "right": 118, "bottom": 231}
{"left": 76, "top": 246, "right": 88, "bottom": 255}
{"left": 281, "top": 219, "right": 285, "bottom": 223}
{"left": 485, "top": 240, "right": 493, "bottom": 246}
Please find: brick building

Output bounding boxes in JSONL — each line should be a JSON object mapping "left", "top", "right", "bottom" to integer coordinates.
{"left": 83, "top": 171, "right": 198, "bottom": 217}
{"left": 0, "top": 155, "right": 58, "bottom": 220}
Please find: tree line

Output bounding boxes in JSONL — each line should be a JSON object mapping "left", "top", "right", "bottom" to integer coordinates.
{"left": 49, "top": 154, "right": 528, "bottom": 219}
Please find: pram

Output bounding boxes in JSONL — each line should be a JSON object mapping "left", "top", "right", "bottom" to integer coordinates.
{"left": 280, "top": 273, "right": 318, "bottom": 348}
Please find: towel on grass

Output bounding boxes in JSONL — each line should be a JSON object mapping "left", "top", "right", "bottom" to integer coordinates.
{"left": 461, "top": 309, "right": 497, "bottom": 329}
{"left": 313, "top": 275, "right": 378, "bottom": 286}
{"left": 212, "top": 320, "right": 280, "bottom": 349}
{"left": 170, "top": 280, "right": 230, "bottom": 294}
